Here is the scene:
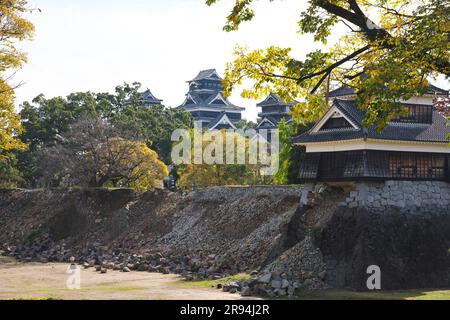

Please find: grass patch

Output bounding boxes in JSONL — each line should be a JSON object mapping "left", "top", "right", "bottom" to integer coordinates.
{"left": 296, "top": 289, "right": 450, "bottom": 300}
{"left": 177, "top": 273, "right": 251, "bottom": 289}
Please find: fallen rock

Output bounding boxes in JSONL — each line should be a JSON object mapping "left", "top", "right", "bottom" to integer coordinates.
{"left": 271, "top": 280, "right": 282, "bottom": 289}
{"left": 257, "top": 273, "right": 271, "bottom": 283}
{"left": 241, "top": 286, "right": 251, "bottom": 296}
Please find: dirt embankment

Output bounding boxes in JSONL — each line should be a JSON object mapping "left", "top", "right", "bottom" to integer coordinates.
{"left": 0, "top": 186, "right": 449, "bottom": 295}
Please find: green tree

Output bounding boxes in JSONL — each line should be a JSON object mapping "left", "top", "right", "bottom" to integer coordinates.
{"left": 235, "top": 119, "right": 256, "bottom": 130}
{"left": 0, "top": 153, "right": 22, "bottom": 188}
{"left": 272, "top": 119, "right": 292, "bottom": 185}
{"left": 17, "top": 92, "right": 99, "bottom": 186}
{"left": 16, "top": 84, "right": 193, "bottom": 186}
{"left": 272, "top": 119, "right": 310, "bottom": 185}
{"left": 207, "top": 0, "right": 450, "bottom": 129}
{"left": 111, "top": 104, "right": 193, "bottom": 163}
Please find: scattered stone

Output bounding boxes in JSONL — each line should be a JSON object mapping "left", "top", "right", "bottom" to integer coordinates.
{"left": 287, "top": 286, "right": 295, "bottom": 296}
{"left": 229, "top": 287, "right": 238, "bottom": 294}
{"left": 271, "top": 280, "right": 282, "bottom": 289}
{"left": 257, "top": 273, "right": 271, "bottom": 283}
{"left": 281, "top": 279, "right": 289, "bottom": 289}
{"left": 318, "top": 270, "right": 327, "bottom": 280}
{"left": 241, "top": 286, "right": 251, "bottom": 296}
{"left": 275, "top": 288, "right": 287, "bottom": 296}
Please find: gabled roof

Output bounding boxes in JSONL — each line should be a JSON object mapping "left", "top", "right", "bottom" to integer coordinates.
{"left": 179, "top": 91, "right": 244, "bottom": 111}
{"left": 257, "top": 92, "right": 299, "bottom": 107}
{"left": 179, "top": 69, "right": 245, "bottom": 113}
{"left": 140, "top": 89, "right": 163, "bottom": 104}
{"left": 207, "top": 92, "right": 228, "bottom": 106}
{"left": 328, "top": 83, "right": 449, "bottom": 98}
{"left": 256, "top": 117, "right": 277, "bottom": 129}
{"left": 310, "top": 105, "right": 359, "bottom": 133}
{"left": 428, "top": 84, "right": 449, "bottom": 96}
{"left": 256, "top": 115, "right": 292, "bottom": 129}
{"left": 208, "top": 111, "right": 237, "bottom": 130}
{"left": 293, "top": 99, "right": 450, "bottom": 144}
{"left": 190, "top": 69, "right": 222, "bottom": 82}
{"left": 328, "top": 85, "right": 357, "bottom": 98}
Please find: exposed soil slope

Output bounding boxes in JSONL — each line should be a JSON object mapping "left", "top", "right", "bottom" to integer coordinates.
{"left": 0, "top": 186, "right": 448, "bottom": 292}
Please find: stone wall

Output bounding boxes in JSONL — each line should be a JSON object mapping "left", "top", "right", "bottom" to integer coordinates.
{"left": 343, "top": 180, "right": 450, "bottom": 212}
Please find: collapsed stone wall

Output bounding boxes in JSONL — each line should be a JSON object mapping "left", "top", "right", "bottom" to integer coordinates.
{"left": 0, "top": 184, "right": 449, "bottom": 296}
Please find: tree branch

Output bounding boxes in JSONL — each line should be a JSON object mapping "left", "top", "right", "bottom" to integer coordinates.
{"left": 297, "top": 45, "right": 370, "bottom": 84}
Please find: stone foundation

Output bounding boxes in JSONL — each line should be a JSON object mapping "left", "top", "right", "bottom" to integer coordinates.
{"left": 342, "top": 180, "right": 450, "bottom": 212}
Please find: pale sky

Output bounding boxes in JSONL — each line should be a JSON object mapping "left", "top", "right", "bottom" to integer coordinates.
{"left": 14, "top": 0, "right": 450, "bottom": 121}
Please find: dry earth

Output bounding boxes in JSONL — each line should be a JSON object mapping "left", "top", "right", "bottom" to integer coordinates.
{"left": 1, "top": 257, "right": 448, "bottom": 300}
{"left": 0, "top": 257, "right": 252, "bottom": 300}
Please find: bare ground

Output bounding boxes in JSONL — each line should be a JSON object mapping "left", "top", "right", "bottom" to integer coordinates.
{"left": 0, "top": 257, "right": 253, "bottom": 300}
{"left": 1, "top": 257, "right": 448, "bottom": 300}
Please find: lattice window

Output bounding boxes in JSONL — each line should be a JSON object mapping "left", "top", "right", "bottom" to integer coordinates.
{"left": 300, "top": 150, "right": 449, "bottom": 181}
{"left": 320, "top": 117, "right": 353, "bottom": 130}
{"left": 298, "top": 153, "right": 320, "bottom": 180}
{"left": 392, "top": 104, "right": 433, "bottom": 124}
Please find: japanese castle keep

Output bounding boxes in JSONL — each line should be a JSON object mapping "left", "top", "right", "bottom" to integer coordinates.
{"left": 256, "top": 93, "right": 296, "bottom": 131}
{"left": 139, "top": 89, "right": 163, "bottom": 106}
{"left": 294, "top": 84, "right": 450, "bottom": 212}
{"left": 178, "top": 69, "right": 244, "bottom": 130}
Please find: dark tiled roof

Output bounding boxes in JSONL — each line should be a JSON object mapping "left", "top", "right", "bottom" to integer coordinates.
{"left": 257, "top": 92, "right": 298, "bottom": 107}
{"left": 293, "top": 99, "right": 450, "bottom": 144}
{"left": 256, "top": 115, "right": 292, "bottom": 129}
{"left": 208, "top": 111, "right": 236, "bottom": 129}
{"left": 428, "top": 84, "right": 449, "bottom": 96}
{"left": 140, "top": 89, "right": 162, "bottom": 104}
{"left": 328, "top": 83, "right": 449, "bottom": 98}
{"left": 328, "top": 85, "right": 357, "bottom": 98}
{"left": 180, "top": 92, "right": 244, "bottom": 111}
{"left": 190, "top": 69, "right": 222, "bottom": 82}
{"left": 179, "top": 69, "right": 245, "bottom": 112}
{"left": 256, "top": 116, "right": 277, "bottom": 129}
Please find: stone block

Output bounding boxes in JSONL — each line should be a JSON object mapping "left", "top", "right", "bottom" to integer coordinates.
{"left": 349, "top": 202, "right": 358, "bottom": 208}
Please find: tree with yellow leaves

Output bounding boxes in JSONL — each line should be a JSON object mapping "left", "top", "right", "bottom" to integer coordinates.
{"left": 0, "top": 0, "right": 34, "bottom": 153}
{"left": 207, "top": 0, "right": 449, "bottom": 129}
{"left": 176, "top": 129, "right": 271, "bottom": 189}
{"left": 0, "top": 0, "right": 34, "bottom": 186}
{"left": 93, "top": 138, "right": 169, "bottom": 191}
